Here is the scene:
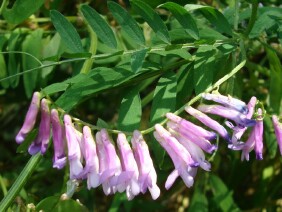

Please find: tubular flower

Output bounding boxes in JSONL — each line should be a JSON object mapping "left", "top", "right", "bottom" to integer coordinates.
{"left": 16, "top": 92, "right": 41, "bottom": 144}
{"left": 132, "top": 130, "right": 160, "bottom": 200}
{"left": 50, "top": 109, "right": 67, "bottom": 169}
{"left": 96, "top": 129, "right": 123, "bottom": 195}
{"left": 167, "top": 121, "right": 217, "bottom": 154}
{"left": 28, "top": 98, "right": 51, "bottom": 155}
{"left": 154, "top": 124, "right": 197, "bottom": 190}
{"left": 185, "top": 106, "right": 231, "bottom": 142}
{"left": 117, "top": 133, "right": 140, "bottom": 200}
{"left": 198, "top": 104, "right": 256, "bottom": 128}
{"left": 64, "top": 115, "right": 83, "bottom": 179}
{"left": 80, "top": 126, "right": 100, "bottom": 189}
{"left": 228, "top": 97, "right": 257, "bottom": 150}
{"left": 202, "top": 93, "right": 248, "bottom": 114}
{"left": 166, "top": 112, "right": 217, "bottom": 141}
{"left": 241, "top": 108, "right": 264, "bottom": 161}
{"left": 272, "top": 115, "right": 282, "bottom": 155}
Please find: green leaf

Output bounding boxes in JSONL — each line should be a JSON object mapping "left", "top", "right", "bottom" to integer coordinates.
{"left": 50, "top": 10, "right": 84, "bottom": 53}
{"left": 131, "top": 0, "right": 171, "bottom": 44}
{"left": 22, "top": 29, "right": 43, "bottom": 98}
{"left": 55, "top": 67, "right": 134, "bottom": 111}
{"left": 209, "top": 174, "right": 240, "bottom": 212}
{"left": 176, "top": 63, "right": 194, "bottom": 109}
{"left": 53, "top": 199, "right": 88, "bottom": 212}
{"left": 264, "top": 116, "right": 277, "bottom": 159}
{"left": 250, "top": 8, "right": 282, "bottom": 38}
{"left": 109, "top": 193, "right": 127, "bottom": 212}
{"left": 185, "top": 4, "right": 232, "bottom": 35}
{"left": 2, "top": 0, "right": 44, "bottom": 24}
{"left": 97, "top": 118, "right": 110, "bottom": 128}
{"left": 193, "top": 46, "right": 216, "bottom": 94}
{"left": 36, "top": 196, "right": 60, "bottom": 211}
{"left": 131, "top": 48, "right": 147, "bottom": 73}
{"left": 108, "top": 1, "right": 145, "bottom": 46}
{"left": 150, "top": 71, "right": 177, "bottom": 166}
{"left": 118, "top": 87, "right": 142, "bottom": 131}
{"left": 266, "top": 47, "right": 282, "bottom": 114}
{"left": 159, "top": 2, "right": 199, "bottom": 40}
{"left": 80, "top": 5, "right": 117, "bottom": 49}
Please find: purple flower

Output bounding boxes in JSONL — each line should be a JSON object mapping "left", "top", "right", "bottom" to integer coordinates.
{"left": 131, "top": 130, "right": 160, "bottom": 200}
{"left": 154, "top": 124, "right": 197, "bottom": 189}
{"left": 166, "top": 113, "right": 217, "bottom": 141}
{"left": 198, "top": 104, "right": 256, "bottom": 127}
{"left": 16, "top": 92, "right": 41, "bottom": 144}
{"left": 272, "top": 115, "right": 282, "bottom": 155}
{"left": 202, "top": 93, "right": 248, "bottom": 114}
{"left": 167, "top": 121, "right": 217, "bottom": 154}
{"left": 50, "top": 109, "right": 66, "bottom": 169}
{"left": 185, "top": 106, "right": 231, "bottom": 142}
{"left": 64, "top": 115, "right": 83, "bottom": 179}
{"left": 28, "top": 99, "right": 51, "bottom": 155}
{"left": 117, "top": 132, "right": 140, "bottom": 200}
{"left": 80, "top": 126, "right": 100, "bottom": 189}
{"left": 227, "top": 97, "right": 257, "bottom": 150}
{"left": 96, "top": 129, "right": 122, "bottom": 195}
{"left": 241, "top": 108, "right": 264, "bottom": 161}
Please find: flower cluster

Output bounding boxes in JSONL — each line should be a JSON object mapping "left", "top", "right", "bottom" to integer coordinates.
{"left": 16, "top": 92, "right": 160, "bottom": 200}
{"left": 15, "top": 92, "right": 282, "bottom": 199}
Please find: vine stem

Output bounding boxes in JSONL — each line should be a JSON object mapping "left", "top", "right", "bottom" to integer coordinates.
{"left": 245, "top": 0, "right": 259, "bottom": 36}
{"left": 0, "top": 0, "right": 8, "bottom": 16}
{"left": 0, "top": 39, "right": 237, "bottom": 83}
{"left": 0, "top": 154, "right": 42, "bottom": 212}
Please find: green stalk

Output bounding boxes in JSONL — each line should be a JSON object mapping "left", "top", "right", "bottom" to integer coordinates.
{"left": 80, "top": 26, "right": 97, "bottom": 74}
{"left": 245, "top": 0, "right": 259, "bottom": 36}
{"left": 0, "top": 154, "right": 42, "bottom": 211}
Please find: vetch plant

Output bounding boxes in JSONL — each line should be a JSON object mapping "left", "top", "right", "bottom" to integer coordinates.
{"left": 0, "top": 0, "right": 281, "bottom": 211}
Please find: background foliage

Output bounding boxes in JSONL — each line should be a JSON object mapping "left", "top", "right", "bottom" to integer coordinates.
{"left": 0, "top": 0, "right": 281, "bottom": 211}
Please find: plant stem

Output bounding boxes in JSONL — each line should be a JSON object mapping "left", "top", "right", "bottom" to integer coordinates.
{"left": 80, "top": 26, "right": 97, "bottom": 74}
{"left": 0, "top": 154, "right": 42, "bottom": 212}
{"left": 233, "top": 0, "right": 240, "bottom": 31}
{"left": 245, "top": 0, "right": 259, "bottom": 36}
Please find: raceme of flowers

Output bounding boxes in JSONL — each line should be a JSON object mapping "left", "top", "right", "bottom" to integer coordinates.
{"left": 15, "top": 92, "right": 282, "bottom": 200}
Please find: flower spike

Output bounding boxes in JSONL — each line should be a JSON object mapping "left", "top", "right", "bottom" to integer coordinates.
{"left": 272, "top": 115, "right": 282, "bottom": 155}
{"left": 51, "top": 109, "right": 67, "bottom": 169}
{"left": 132, "top": 130, "right": 160, "bottom": 200}
{"left": 202, "top": 93, "right": 248, "bottom": 114}
{"left": 185, "top": 106, "right": 231, "bottom": 142}
{"left": 16, "top": 92, "right": 41, "bottom": 144}
{"left": 28, "top": 98, "right": 51, "bottom": 155}
{"left": 117, "top": 132, "right": 140, "bottom": 200}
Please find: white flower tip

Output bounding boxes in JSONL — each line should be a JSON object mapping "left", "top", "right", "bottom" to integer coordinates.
{"left": 15, "top": 133, "right": 25, "bottom": 144}
{"left": 149, "top": 184, "right": 160, "bottom": 200}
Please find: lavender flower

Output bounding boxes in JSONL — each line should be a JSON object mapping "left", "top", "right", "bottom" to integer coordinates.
{"left": 166, "top": 113, "right": 217, "bottom": 140}
{"left": 154, "top": 124, "right": 197, "bottom": 189}
{"left": 28, "top": 99, "right": 51, "bottom": 155}
{"left": 202, "top": 93, "right": 248, "bottom": 114}
{"left": 228, "top": 97, "right": 257, "bottom": 150}
{"left": 117, "top": 132, "right": 140, "bottom": 200}
{"left": 132, "top": 130, "right": 160, "bottom": 200}
{"left": 198, "top": 104, "right": 256, "bottom": 127}
{"left": 51, "top": 109, "right": 66, "bottom": 169}
{"left": 241, "top": 108, "right": 264, "bottom": 161}
{"left": 80, "top": 126, "right": 100, "bottom": 189}
{"left": 96, "top": 129, "right": 123, "bottom": 195}
{"left": 16, "top": 92, "right": 41, "bottom": 144}
{"left": 167, "top": 121, "right": 217, "bottom": 154}
{"left": 185, "top": 106, "right": 231, "bottom": 142}
{"left": 64, "top": 115, "right": 83, "bottom": 179}
{"left": 272, "top": 115, "right": 282, "bottom": 155}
